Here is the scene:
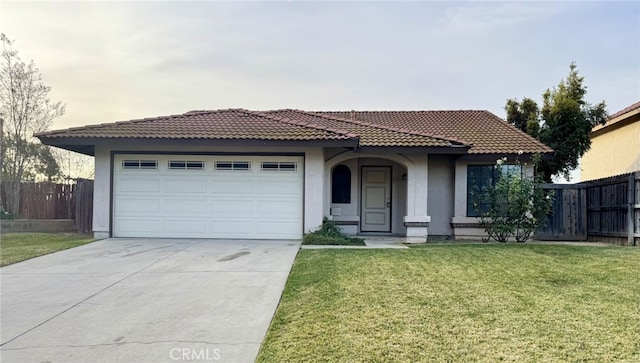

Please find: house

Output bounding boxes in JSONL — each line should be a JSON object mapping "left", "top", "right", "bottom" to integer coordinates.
{"left": 36, "top": 109, "right": 552, "bottom": 242}
{"left": 581, "top": 101, "right": 640, "bottom": 181}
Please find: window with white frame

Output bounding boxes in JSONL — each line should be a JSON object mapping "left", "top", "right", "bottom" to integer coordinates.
{"left": 122, "top": 160, "right": 158, "bottom": 170}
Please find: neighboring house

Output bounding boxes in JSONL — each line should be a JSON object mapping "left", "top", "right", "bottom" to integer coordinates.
{"left": 581, "top": 101, "right": 640, "bottom": 181}
{"left": 36, "top": 109, "right": 552, "bottom": 242}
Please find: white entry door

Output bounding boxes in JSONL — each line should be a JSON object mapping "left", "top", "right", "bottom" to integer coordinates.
{"left": 361, "top": 166, "right": 391, "bottom": 232}
{"left": 113, "top": 154, "right": 303, "bottom": 239}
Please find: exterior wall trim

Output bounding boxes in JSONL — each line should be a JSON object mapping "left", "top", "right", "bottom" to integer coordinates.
{"left": 333, "top": 220, "right": 359, "bottom": 225}
{"left": 404, "top": 222, "right": 430, "bottom": 227}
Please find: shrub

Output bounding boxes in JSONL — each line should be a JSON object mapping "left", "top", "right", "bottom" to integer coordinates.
{"left": 0, "top": 207, "right": 16, "bottom": 220}
{"left": 472, "top": 158, "right": 552, "bottom": 242}
{"left": 302, "top": 219, "right": 365, "bottom": 246}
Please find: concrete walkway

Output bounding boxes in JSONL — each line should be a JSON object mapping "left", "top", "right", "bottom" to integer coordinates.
{"left": 0, "top": 238, "right": 300, "bottom": 363}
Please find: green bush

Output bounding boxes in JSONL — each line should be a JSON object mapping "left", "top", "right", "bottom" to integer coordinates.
{"left": 302, "top": 219, "right": 365, "bottom": 246}
{"left": 472, "top": 157, "right": 552, "bottom": 243}
{"left": 0, "top": 208, "right": 16, "bottom": 220}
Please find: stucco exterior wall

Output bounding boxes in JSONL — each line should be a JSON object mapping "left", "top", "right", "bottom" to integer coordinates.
{"left": 93, "top": 145, "right": 111, "bottom": 239}
{"left": 427, "top": 155, "right": 455, "bottom": 237}
{"left": 91, "top": 143, "right": 325, "bottom": 239}
{"left": 581, "top": 120, "right": 640, "bottom": 181}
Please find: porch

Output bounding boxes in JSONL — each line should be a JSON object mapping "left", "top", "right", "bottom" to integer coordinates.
{"left": 323, "top": 151, "right": 434, "bottom": 243}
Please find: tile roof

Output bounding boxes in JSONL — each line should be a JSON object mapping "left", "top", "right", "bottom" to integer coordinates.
{"left": 36, "top": 108, "right": 553, "bottom": 155}
{"left": 608, "top": 101, "right": 640, "bottom": 120}
{"left": 316, "top": 110, "right": 553, "bottom": 154}
{"left": 36, "top": 109, "right": 357, "bottom": 142}
{"left": 265, "top": 109, "right": 468, "bottom": 148}
{"left": 592, "top": 101, "right": 640, "bottom": 133}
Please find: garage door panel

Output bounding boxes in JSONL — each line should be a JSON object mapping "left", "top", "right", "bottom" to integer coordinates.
{"left": 117, "top": 219, "right": 163, "bottom": 234}
{"left": 257, "top": 181, "right": 300, "bottom": 194}
{"left": 114, "top": 155, "right": 303, "bottom": 239}
{"left": 163, "top": 199, "right": 207, "bottom": 214}
{"left": 117, "top": 198, "right": 161, "bottom": 213}
{"left": 257, "top": 201, "right": 300, "bottom": 216}
{"left": 211, "top": 181, "right": 254, "bottom": 194}
{"left": 118, "top": 179, "right": 161, "bottom": 193}
{"left": 209, "top": 200, "right": 253, "bottom": 217}
{"left": 165, "top": 179, "right": 207, "bottom": 193}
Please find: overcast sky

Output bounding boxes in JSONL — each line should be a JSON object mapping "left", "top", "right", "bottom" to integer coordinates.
{"left": 1, "top": 1, "right": 639, "bottom": 131}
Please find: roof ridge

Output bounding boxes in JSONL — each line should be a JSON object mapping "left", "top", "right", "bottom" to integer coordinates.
{"left": 238, "top": 109, "right": 359, "bottom": 140}
{"left": 295, "top": 109, "right": 471, "bottom": 146}
{"left": 312, "top": 109, "right": 487, "bottom": 113}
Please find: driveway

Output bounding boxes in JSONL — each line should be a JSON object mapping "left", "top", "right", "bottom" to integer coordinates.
{"left": 0, "top": 238, "right": 300, "bottom": 363}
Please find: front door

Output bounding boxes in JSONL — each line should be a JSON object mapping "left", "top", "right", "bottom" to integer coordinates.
{"left": 361, "top": 166, "right": 391, "bottom": 232}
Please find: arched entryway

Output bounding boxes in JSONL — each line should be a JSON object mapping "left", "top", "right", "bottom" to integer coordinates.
{"left": 325, "top": 153, "right": 410, "bottom": 236}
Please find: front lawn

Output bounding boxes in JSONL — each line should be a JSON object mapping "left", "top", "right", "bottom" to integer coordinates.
{"left": 0, "top": 233, "right": 94, "bottom": 267}
{"left": 258, "top": 244, "right": 640, "bottom": 362}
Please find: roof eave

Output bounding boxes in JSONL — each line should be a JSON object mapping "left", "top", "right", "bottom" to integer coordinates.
{"left": 37, "top": 136, "right": 360, "bottom": 155}
{"left": 460, "top": 151, "right": 554, "bottom": 162}
{"left": 354, "top": 145, "right": 471, "bottom": 155}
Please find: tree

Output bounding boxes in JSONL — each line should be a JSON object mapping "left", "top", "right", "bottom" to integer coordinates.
{"left": 505, "top": 63, "right": 607, "bottom": 182}
{"left": 53, "top": 149, "right": 95, "bottom": 182}
{"left": 1, "top": 33, "right": 65, "bottom": 216}
{"left": 505, "top": 97, "right": 540, "bottom": 138}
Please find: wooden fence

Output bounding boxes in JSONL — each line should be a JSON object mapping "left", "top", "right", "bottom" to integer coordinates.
{"left": 1, "top": 179, "right": 93, "bottom": 233}
{"left": 74, "top": 179, "right": 93, "bottom": 233}
{"left": 535, "top": 184, "right": 587, "bottom": 241}
{"left": 536, "top": 171, "right": 640, "bottom": 245}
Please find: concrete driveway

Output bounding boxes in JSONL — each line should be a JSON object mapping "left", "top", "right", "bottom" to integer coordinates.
{"left": 0, "top": 238, "right": 300, "bottom": 363}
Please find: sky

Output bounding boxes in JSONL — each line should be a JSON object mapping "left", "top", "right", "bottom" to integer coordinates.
{"left": 1, "top": 1, "right": 639, "bottom": 180}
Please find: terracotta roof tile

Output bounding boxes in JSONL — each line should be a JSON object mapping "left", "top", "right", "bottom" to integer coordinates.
{"left": 36, "top": 109, "right": 356, "bottom": 142}
{"left": 608, "top": 101, "right": 640, "bottom": 120}
{"left": 36, "top": 108, "right": 552, "bottom": 155}
{"left": 316, "top": 110, "right": 553, "bottom": 154}
{"left": 592, "top": 101, "right": 640, "bottom": 133}
{"left": 265, "top": 109, "right": 468, "bottom": 148}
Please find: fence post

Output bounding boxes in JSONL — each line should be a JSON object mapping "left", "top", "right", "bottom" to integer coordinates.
{"left": 629, "top": 173, "right": 635, "bottom": 246}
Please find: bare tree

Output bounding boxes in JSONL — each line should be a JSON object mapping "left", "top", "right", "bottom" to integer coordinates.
{"left": 54, "top": 149, "right": 95, "bottom": 182}
{"left": 1, "top": 33, "right": 65, "bottom": 216}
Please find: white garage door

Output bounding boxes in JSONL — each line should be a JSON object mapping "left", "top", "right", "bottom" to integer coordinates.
{"left": 113, "top": 154, "right": 303, "bottom": 239}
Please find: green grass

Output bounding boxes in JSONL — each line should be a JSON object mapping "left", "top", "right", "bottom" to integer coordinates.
{"left": 258, "top": 244, "right": 640, "bottom": 362}
{"left": 0, "top": 233, "right": 94, "bottom": 267}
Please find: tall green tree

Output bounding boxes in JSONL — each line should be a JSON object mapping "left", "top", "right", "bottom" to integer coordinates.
{"left": 1, "top": 33, "right": 65, "bottom": 216}
{"left": 505, "top": 63, "right": 607, "bottom": 182}
{"left": 505, "top": 97, "right": 540, "bottom": 138}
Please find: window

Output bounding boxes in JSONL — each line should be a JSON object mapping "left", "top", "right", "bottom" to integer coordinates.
{"left": 279, "top": 162, "right": 297, "bottom": 171}
{"left": 261, "top": 161, "right": 297, "bottom": 171}
{"left": 169, "top": 160, "right": 204, "bottom": 170}
{"left": 215, "top": 161, "right": 251, "bottom": 171}
{"left": 467, "top": 164, "right": 522, "bottom": 217}
{"left": 332, "top": 165, "right": 351, "bottom": 203}
{"left": 122, "top": 160, "right": 157, "bottom": 170}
